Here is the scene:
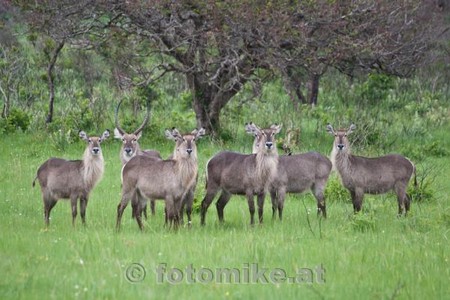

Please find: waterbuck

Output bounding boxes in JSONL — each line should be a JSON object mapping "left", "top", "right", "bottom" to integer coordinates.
{"left": 114, "top": 99, "right": 161, "bottom": 218}
{"left": 250, "top": 125, "right": 332, "bottom": 219}
{"left": 116, "top": 127, "right": 205, "bottom": 230}
{"left": 326, "top": 124, "right": 416, "bottom": 215}
{"left": 200, "top": 122, "right": 281, "bottom": 226}
{"left": 114, "top": 99, "right": 162, "bottom": 164}
{"left": 32, "top": 130, "right": 110, "bottom": 226}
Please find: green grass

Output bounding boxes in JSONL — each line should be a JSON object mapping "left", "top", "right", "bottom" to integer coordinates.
{"left": 0, "top": 131, "right": 449, "bottom": 300}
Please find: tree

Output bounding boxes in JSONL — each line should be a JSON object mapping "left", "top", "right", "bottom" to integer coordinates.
{"left": 0, "top": 2, "right": 30, "bottom": 119}
{"left": 111, "top": 1, "right": 439, "bottom": 131}
{"left": 0, "top": 42, "right": 24, "bottom": 119}
{"left": 18, "top": 0, "right": 113, "bottom": 123}
{"left": 106, "top": 1, "right": 267, "bottom": 136}
{"left": 271, "top": 1, "right": 439, "bottom": 107}
{"left": 14, "top": 0, "right": 443, "bottom": 135}
{"left": 43, "top": 39, "right": 64, "bottom": 123}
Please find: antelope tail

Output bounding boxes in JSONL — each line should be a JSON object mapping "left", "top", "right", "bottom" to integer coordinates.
{"left": 413, "top": 165, "right": 418, "bottom": 189}
{"left": 32, "top": 175, "right": 38, "bottom": 188}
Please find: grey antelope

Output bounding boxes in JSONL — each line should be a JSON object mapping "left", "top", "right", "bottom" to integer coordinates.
{"left": 250, "top": 125, "right": 332, "bottom": 219}
{"left": 32, "top": 130, "right": 110, "bottom": 226}
{"left": 116, "top": 127, "right": 205, "bottom": 230}
{"left": 200, "top": 122, "right": 281, "bottom": 226}
{"left": 326, "top": 124, "right": 416, "bottom": 215}
{"left": 114, "top": 99, "right": 161, "bottom": 218}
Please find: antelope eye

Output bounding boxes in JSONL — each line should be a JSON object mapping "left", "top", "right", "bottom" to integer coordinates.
{"left": 88, "top": 139, "right": 93, "bottom": 144}
{"left": 132, "top": 139, "right": 137, "bottom": 143}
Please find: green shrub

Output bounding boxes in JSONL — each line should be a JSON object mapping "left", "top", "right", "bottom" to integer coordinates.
{"left": 48, "top": 128, "right": 75, "bottom": 152}
{"left": 355, "top": 73, "right": 395, "bottom": 105}
{"left": 403, "top": 141, "right": 449, "bottom": 161}
{"left": 0, "top": 108, "right": 31, "bottom": 133}
{"left": 44, "top": 95, "right": 98, "bottom": 142}
{"left": 325, "top": 175, "right": 350, "bottom": 204}
{"left": 403, "top": 91, "right": 449, "bottom": 128}
{"left": 407, "top": 164, "right": 437, "bottom": 203}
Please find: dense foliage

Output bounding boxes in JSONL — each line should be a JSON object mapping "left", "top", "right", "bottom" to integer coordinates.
{"left": 2, "top": 1, "right": 449, "bottom": 135}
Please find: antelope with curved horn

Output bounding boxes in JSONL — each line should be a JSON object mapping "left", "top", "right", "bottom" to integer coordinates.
{"left": 116, "top": 127, "right": 206, "bottom": 230}
{"left": 326, "top": 124, "right": 416, "bottom": 216}
{"left": 114, "top": 99, "right": 161, "bottom": 218}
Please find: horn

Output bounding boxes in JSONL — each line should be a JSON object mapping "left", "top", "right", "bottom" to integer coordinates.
{"left": 133, "top": 97, "right": 151, "bottom": 135}
{"left": 115, "top": 99, "right": 125, "bottom": 135}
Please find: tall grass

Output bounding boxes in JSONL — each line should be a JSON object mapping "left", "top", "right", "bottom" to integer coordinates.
{"left": 2, "top": 23, "right": 450, "bottom": 298}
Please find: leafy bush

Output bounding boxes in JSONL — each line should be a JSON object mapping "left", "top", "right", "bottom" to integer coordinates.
{"left": 49, "top": 128, "right": 74, "bottom": 152}
{"left": 45, "top": 95, "right": 97, "bottom": 142}
{"left": 402, "top": 90, "right": 449, "bottom": 129}
{"left": 355, "top": 73, "right": 395, "bottom": 105}
{"left": 402, "top": 141, "right": 449, "bottom": 161}
{"left": 407, "top": 164, "right": 437, "bottom": 203}
{"left": 325, "top": 175, "right": 350, "bottom": 204}
{"left": 347, "top": 115, "right": 391, "bottom": 151}
{"left": 0, "top": 108, "right": 31, "bottom": 134}
{"left": 44, "top": 101, "right": 97, "bottom": 150}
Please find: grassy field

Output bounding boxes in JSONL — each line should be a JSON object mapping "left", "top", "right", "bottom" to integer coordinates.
{"left": 0, "top": 127, "right": 449, "bottom": 300}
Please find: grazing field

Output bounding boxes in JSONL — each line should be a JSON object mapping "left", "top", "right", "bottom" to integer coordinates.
{"left": 1, "top": 3, "right": 449, "bottom": 297}
{"left": 0, "top": 128, "right": 449, "bottom": 299}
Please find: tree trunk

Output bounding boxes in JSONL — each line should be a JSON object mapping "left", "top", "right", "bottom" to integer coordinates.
{"left": 296, "top": 85, "right": 307, "bottom": 105}
{"left": 308, "top": 73, "right": 320, "bottom": 106}
{"left": 0, "top": 86, "right": 9, "bottom": 118}
{"left": 45, "top": 40, "right": 65, "bottom": 124}
{"left": 188, "top": 73, "right": 241, "bottom": 137}
{"left": 282, "top": 67, "right": 306, "bottom": 110}
{"left": 191, "top": 85, "right": 223, "bottom": 137}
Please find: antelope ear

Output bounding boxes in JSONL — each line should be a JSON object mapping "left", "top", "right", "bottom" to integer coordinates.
{"left": 79, "top": 130, "right": 89, "bottom": 141}
{"left": 270, "top": 124, "right": 282, "bottom": 134}
{"left": 347, "top": 124, "right": 356, "bottom": 135}
{"left": 114, "top": 128, "right": 123, "bottom": 139}
{"left": 135, "top": 131, "right": 142, "bottom": 140}
{"left": 326, "top": 124, "right": 335, "bottom": 135}
{"left": 100, "top": 129, "right": 110, "bottom": 141}
{"left": 192, "top": 127, "right": 206, "bottom": 139}
{"left": 164, "top": 129, "right": 174, "bottom": 140}
{"left": 245, "top": 122, "right": 261, "bottom": 135}
{"left": 165, "top": 127, "right": 181, "bottom": 141}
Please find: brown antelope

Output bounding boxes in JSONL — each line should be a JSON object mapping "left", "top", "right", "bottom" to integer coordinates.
{"left": 326, "top": 124, "right": 416, "bottom": 215}
{"left": 32, "top": 130, "right": 110, "bottom": 226}
{"left": 116, "top": 127, "right": 205, "bottom": 230}
{"left": 114, "top": 99, "right": 161, "bottom": 218}
{"left": 250, "top": 125, "right": 332, "bottom": 219}
{"left": 200, "top": 122, "right": 281, "bottom": 226}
